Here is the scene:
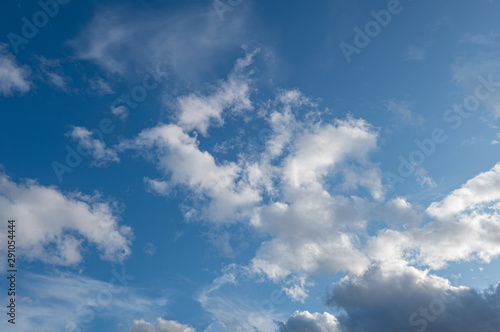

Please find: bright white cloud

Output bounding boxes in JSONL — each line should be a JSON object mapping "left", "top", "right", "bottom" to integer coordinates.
{"left": 130, "top": 318, "right": 196, "bottom": 332}
{"left": 277, "top": 311, "right": 341, "bottom": 332}
{"left": 369, "top": 162, "right": 500, "bottom": 269}
{"left": 250, "top": 114, "right": 382, "bottom": 280}
{"left": 119, "top": 123, "right": 261, "bottom": 222}
{"left": 0, "top": 174, "right": 131, "bottom": 265}
{"left": 281, "top": 275, "right": 313, "bottom": 303}
{"left": 427, "top": 162, "right": 500, "bottom": 219}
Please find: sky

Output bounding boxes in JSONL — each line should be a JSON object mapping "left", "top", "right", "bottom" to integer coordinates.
{"left": 1, "top": 0, "right": 500, "bottom": 331}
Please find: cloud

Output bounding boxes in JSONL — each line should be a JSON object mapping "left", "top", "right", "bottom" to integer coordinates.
{"left": 250, "top": 115, "right": 382, "bottom": 280}
{"left": 196, "top": 265, "right": 281, "bottom": 332}
{"left": 460, "top": 32, "right": 497, "bottom": 46}
{"left": 403, "top": 45, "right": 427, "bottom": 61}
{"left": 369, "top": 162, "right": 500, "bottom": 269}
{"left": 427, "top": 162, "right": 500, "bottom": 219}
{"left": 175, "top": 49, "right": 257, "bottom": 135}
{"left": 0, "top": 173, "right": 131, "bottom": 265}
{"left": 68, "top": 126, "right": 120, "bottom": 166}
{"left": 0, "top": 43, "right": 31, "bottom": 96}
{"left": 130, "top": 318, "right": 196, "bottom": 332}
{"left": 384, "top": 99, "right": 424, "bottom": 126}
{"left": 414, "top": 166, "right": 437, "bottom": 188}
{"left": 0, "top": 271, "right": 166, "bottom": 332}
{"left": 323, "top": 262, "right": 500, "bottom": 332}
{"left": 115, "top": 82, "right": 384, "bottom": 281}
{"left": 89, "top": 76, "right": 115, "bottom": 95}
{"left": 112, "top": 105, "right": 129, "bottom": 120}
{"left": 37, "top": 56, "right": 71, "bottom": 92}
{"left": 281, "top": 275, "right": 314, "bottom": 303}
{"left": 276, "top": 311, "right": 341, "bottom": 332}
{"left": 143, "top": 243, "right": 157, "bottom": 256}
{"left": 119, "top": 123, "right": 262, "bottom": 222}
{"left": 69, "top": 3, "right": 250, "bottom": 81}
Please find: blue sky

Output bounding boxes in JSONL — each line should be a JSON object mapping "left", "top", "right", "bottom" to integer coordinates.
{"left": 1, "top": 0, "right": 500, "bottom": 331}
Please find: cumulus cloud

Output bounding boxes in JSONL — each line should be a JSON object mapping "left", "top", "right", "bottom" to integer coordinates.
{"left": 276, "top": 311, "right": 341, "bottom": 332}
{"left": 0, "top": 173, "right": 131, "bottom": 265}
{"left": 69, "top": 126, "right": 120, "bottom": 166}
{"left": 250, "top": 115, "right": 382, "bottom": 280}
{"left": 114, "top": 81, "right": 385, "bottom": 281}
{"left": 0, "top": 43, "right": 31, "bottom": 96}
{"left": 323, "top": 262, "right": 500, "bottom": 332}
{"left": 427, "top": 162, "right": 500, "bottom": 219}
{"left": 369, "top": 162, "right": 500, "bottom": 269}
{"left": 130, "top": 318, "right": 196, "bottom": 332}
{"left": 119, "top": 123, "right": 261, "bottom": 222}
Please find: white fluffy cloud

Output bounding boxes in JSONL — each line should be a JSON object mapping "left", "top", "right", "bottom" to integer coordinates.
{"left": 130, "top": 318, "right": 196, "bottom": 332}
{"left": 276, "top": 311, "right": 341, "bottom": 332}
{"left": 250, "top": 115, "right": 382, "bottom": 280}
{"left": 0, "top": 44, "right": 31, "bottom": 96}
{"left": 427, "top": 162, "right": 500, "bottom": 219}
{"left": 115, "top": 84, "right": 385, "bottom": 281}
{"left": 119, "top": 123, "right": 262, "bottom": 222}
{"left": 0, "top": 174, "right": 131, "bottom": 265}
{"left": 369, "top": 162, "right": 500, "bottom": 269}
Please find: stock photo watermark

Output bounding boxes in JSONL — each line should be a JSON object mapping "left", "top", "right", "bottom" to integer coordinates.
{"left": 7, "top": 0, "right": 73, "bottom": 54}
{"left": 339, "top": 0, "right": 415, "bottom": 64}
{"left": 404, "top": 288, "right": 458, "bottom": 332}
{"left": 384, "top": 73, "right": 500, "bottom": 188}
{"left": 6, "top": 219, "right": 17, "bottom": 325}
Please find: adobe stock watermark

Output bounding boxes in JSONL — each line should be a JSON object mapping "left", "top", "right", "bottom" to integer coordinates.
{"left": 64, "top": 268, "right": 135, "bottom": 332}
{"left": 339, "top": 0, "right": 414, "bottom": 64}
{"left": 51, "top": 62, "right": 166, "bottom": 182}
{"left": 213, "top": 0, "right": 243, "bottom": 21}
{"left": 384, "top": 73, "right": 500, "bottom": 187}
{"left": 7, "top": 0, "right": 72, "bottom": 54}
{"left": 404, "top": 288, "right": 458, "bottom": 332}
